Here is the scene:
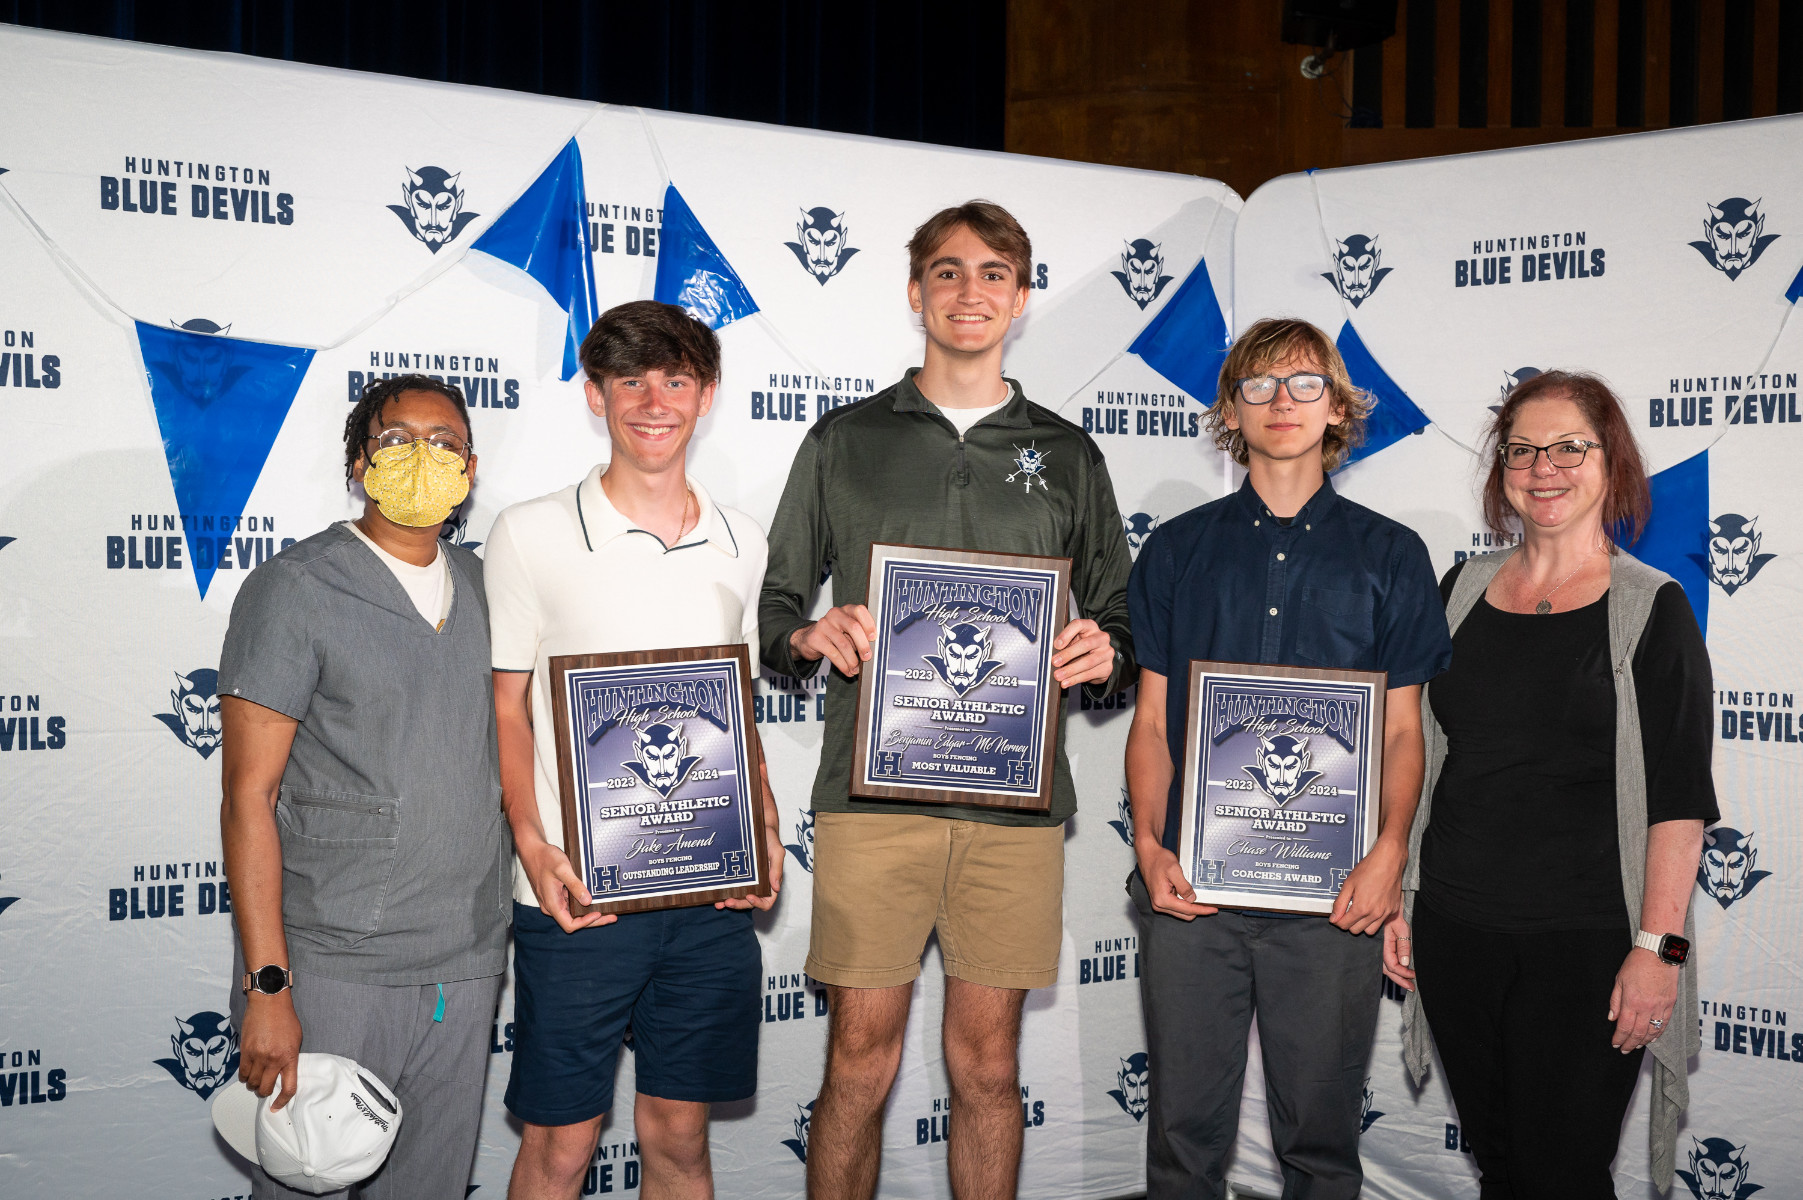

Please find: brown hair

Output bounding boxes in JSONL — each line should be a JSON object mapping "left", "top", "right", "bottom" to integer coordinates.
{"left": 1206, "top": 317, "right": 1372, "bottom": 471}
{"left": 579, "top": 300, "right": 721, "bottom": 390}
{"left": 906, "top": 200, "right": 1032, "bottom": 285}
{"left": 1482, "top": 370, "right": 1650, "bottom": 547}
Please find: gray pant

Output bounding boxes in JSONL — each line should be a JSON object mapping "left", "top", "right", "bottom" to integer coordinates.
{"left": 230, "top": 965, "right": 503, "bottom": 1200}
{"left": 1131, "top": 873, "right": 1382, "bottom": 1200}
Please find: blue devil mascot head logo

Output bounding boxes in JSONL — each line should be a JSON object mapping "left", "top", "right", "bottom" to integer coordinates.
{"left": 624, "top": 722, "right": 701, "bottom": 799}
{"left": 1108, "top": 1052, "right": 1150, "bottom": 1121}
{"left": 1243, "top": 733, "right": 1322, "bottom": 806}
{"left": 1697, "top": 826, "right": 1773, "bottom": 909}
{"left": 155, "top": 1011, "right": 240, "bottom": 1100}
{"left": 1678, "top": 1136, "right": 1761, "bottom": 1200}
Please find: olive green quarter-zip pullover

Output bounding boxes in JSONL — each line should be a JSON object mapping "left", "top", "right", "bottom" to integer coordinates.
{"left": 759, "top": 368, "right": 1138, "bottom": 827}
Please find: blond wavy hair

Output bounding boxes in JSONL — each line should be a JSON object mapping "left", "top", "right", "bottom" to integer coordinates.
{"left": 1206, "top": 317, "right": 1373, "bottom": 471}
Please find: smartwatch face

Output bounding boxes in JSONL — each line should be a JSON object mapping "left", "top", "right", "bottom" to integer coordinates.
{"left": 1662, "top": 935, "right": 1691, "bottom": 965}
{"left": 254, "top": 965, "right": 289, "bottom": 993}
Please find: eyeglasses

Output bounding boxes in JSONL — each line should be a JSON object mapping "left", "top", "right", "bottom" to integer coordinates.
{"left": 367, "top": 427, "right": 470, "bottom": 461}
{"left": 1235, "top": 374, "right": 1328, "bottom": 405}
{"left": 1499, "top": 439, "right": 1602, "bottom": 469}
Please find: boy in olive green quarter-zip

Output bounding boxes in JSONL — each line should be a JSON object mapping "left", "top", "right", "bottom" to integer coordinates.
{"left": 759, "top": 200, "right": 1137, "bottom": 1200}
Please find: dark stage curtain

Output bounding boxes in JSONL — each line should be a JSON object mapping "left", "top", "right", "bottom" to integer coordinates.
{"left": 2, "top": 0, "right": 1006, "bottom": 152}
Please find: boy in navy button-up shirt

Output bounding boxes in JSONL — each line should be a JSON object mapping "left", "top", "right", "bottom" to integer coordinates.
{"left": 1125, "top": 318, "right": 1450, "bottom": 1199}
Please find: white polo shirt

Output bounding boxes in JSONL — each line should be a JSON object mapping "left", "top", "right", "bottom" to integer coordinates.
{"left": 484, "top": 465, "right": 768, "bottom": 904}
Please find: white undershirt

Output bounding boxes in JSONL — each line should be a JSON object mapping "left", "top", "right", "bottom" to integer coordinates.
{"left": 934, "top": 393, "right": 1012, "bottom": 435}
{"left": 343, "top": 521, "right": 453, "bottom": 628}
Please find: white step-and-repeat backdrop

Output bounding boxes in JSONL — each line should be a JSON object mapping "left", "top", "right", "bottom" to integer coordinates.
{"left": 1236, "top": 118, "right": 1803, "bottom": 1199}
{"left": 0, "top": 22, "right": 1796, "bottom": 1200}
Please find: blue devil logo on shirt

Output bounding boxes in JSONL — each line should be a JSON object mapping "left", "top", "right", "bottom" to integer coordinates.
{"left": 155, "top": 668, "right": 222, "bottom": 759}
{"left": 1678, "top": 1136, "right": 1762, "bottom": 1200}
{"left": 781, "top": 1099, "right": 816, "bottom": 1164}
{"left": 1689, "top": 198, "right": 1779, "bottom": 281}
{"left": 1697, "top": 826, "right": 1773, "bottom": 909}
{"left": 623, "top": 722, "right": 702, "bottom": 800}
{"left": 784, "top": 809, "right": 817, "bottom": 873}
{"left": 389, "top": 166, "right": 480, "bottom": 252}
{"left": 924, "top": 622, "right": 1006, "bottom": 697}
{"left": 155, "top": 1011, "right": 240, "bottom": 1101}
{"left": 1107, "top": 1053, "right": 1150, "bottom": 1121}
{"left": 1243, "top": 734, "right": 1322, "bottom": 807}
{"left": 1006, "top": 442, "right": 1050, "bottom": 493}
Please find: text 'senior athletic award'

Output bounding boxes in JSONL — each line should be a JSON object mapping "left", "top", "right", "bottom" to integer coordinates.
{"left": 1177, "top": 661, "right": 1387, "bottom": 914}
{"left": 548, "top": 645, "right": 770, "bottom": 916}
{"left": 851, "top": 544, "right": 1072, "bottom": 812}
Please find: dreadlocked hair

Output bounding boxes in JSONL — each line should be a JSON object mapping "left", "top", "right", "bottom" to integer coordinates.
{"left": 342, "top": 374, "right": 471, "bottom": 488}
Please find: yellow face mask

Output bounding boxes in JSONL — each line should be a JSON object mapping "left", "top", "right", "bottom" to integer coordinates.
{"left": 362, "top": 440, "right": 470, "bottom": 528}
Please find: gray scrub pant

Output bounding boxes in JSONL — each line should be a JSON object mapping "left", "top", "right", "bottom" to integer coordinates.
{"left": 1131, "top": 872, "right": 1383, "bottom": 1200}
{"left": 230, "top": 965, "right": 503, "bottom": 1200}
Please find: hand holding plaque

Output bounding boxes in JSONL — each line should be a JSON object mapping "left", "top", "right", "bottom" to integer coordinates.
{"left": 851, "top": 544, "right": 1072, "bottom": 812}
{"left": 548, "top": 645, "right": 772, "bottom": 916}
{"left": 1177, "top": 661, "right": 1387, "bottom": 915}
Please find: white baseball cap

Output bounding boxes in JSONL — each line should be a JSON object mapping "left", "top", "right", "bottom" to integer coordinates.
{"left": 212, "top": 1053, "right": 402, "bottom": 1194}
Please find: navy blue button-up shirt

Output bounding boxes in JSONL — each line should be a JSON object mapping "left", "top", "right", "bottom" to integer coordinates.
{"left": 1128, "top": 477, "right": 1451, "bottom": 854}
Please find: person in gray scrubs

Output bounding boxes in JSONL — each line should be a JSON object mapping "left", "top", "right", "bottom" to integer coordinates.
{"left": 219, "top": 374, "right": 511, "bottom": 1199}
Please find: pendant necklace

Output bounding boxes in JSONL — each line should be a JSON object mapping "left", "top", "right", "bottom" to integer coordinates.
{"left": 1532, "top": 552, "right": 1594, "bottom": 614}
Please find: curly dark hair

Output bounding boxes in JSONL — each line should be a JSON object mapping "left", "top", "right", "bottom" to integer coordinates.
{"left": 342, "top": 374, "right": 471, "bottom": 488}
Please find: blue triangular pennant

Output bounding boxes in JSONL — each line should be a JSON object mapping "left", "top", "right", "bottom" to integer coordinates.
{"left": 471, "top": 139, "right": 598, "bottom": 381}
{"left": 1334, "top": 322, "right": 1431, "bottom": 468}
{"left": 1637, "top": 448, "right": 1711, "bottom": 634}
{"left": 1786, "top": 263, "right": 1803, "bottom": 305}
{"left": 653, "top": 183, "right": 758, "bottom": 330}
{"left": 1127, "top": 258, "right": 1231, "bottom": 402}
{"left": 136, "top": 322, "right": 314, "bottom": 599}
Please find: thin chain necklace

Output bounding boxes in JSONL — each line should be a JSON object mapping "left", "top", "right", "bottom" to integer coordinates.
{"left": 1527, "top": 548, "right": 1598, "bottom": 614}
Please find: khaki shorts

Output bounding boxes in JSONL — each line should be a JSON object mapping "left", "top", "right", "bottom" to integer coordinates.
{"left": 805, "top": 811, "right": 1064, "bottom": 990}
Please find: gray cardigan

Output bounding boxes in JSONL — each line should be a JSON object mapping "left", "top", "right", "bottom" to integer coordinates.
{"left": 1399, "top": 547, "right": 1700, "bottom": 1194}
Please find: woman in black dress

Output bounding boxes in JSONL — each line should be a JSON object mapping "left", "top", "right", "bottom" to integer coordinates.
{"left": 1388, "top": 371, "right": 1716, "bottom": 1198}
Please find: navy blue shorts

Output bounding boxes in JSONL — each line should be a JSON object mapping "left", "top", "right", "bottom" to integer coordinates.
{"left": 505, "top": 901, "right": 761, "bottom": 1125}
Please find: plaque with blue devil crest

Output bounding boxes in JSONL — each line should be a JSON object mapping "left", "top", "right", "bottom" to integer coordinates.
{"left": 851, "top": 544, "right": 1072, "bottom": 811}
{"left": 1178, "top": 661, "right": 1386, "bottom": 914}
{"left": 548, "top": 645, "right": 770, "bottom": 915}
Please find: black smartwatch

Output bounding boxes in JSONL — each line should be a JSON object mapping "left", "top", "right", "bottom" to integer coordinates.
{"left": 1634, "top": 930, "right": 1690, "bottom": 966}
{"left": 243, "top": 964, "right": 294, "bottom": 996}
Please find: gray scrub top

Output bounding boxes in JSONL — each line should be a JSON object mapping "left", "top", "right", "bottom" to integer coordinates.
{"left": 219, "top": 522, "right": 510, "bottom": 986}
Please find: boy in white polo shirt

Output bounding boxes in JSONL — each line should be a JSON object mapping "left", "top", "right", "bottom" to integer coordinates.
{"left": 484, "top": 301, "right": 782, "bottom": 1200}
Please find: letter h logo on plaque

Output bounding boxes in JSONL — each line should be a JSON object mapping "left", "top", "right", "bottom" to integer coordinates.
{"left": 1179, "top": 662, "right": 1386, "bottom": 914}
{"left": 851, "top": 544, "right": 1071, "bottom": 811}
{"left": 548, "top": 645, "right": 771, "bottom": 916}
